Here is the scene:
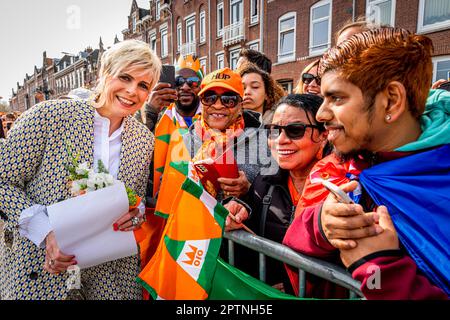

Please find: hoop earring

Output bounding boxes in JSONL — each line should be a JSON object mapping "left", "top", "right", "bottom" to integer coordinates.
{"left": 316, "top": 143, "right": 325, "bottom": 160}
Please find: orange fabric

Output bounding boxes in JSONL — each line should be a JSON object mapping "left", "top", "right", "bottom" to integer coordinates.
{"left": 287, "top": 176, "right": 301, "bottom": 206}
{"left": 198, "top": 68, "right": 244, "bottom": 97}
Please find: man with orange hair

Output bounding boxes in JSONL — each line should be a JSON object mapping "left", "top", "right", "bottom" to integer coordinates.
{"left": 283, "top": 27, "right": 449, "bottom": 299}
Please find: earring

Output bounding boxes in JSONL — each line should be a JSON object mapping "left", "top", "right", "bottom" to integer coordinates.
{"left": 316, "top": 143, "right": 325, "bottom": 160}
{"left": 385, "top": 114, "right": 392, "bottom": 121}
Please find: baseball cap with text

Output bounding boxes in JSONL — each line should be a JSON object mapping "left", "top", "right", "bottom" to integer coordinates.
{"left": 198, "top": 68, "right": 244, "bottom": 98}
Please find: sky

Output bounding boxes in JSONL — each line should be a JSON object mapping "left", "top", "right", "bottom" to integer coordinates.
{"left": 0, "top": 0, "right": 137, "bottom": 102}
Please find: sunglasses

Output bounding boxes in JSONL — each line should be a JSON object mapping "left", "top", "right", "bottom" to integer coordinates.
{"left": 200, "top": 92, "right": 242, "bottom": 108}
{"left": 265, "top": 122, "right": 319, "bottom": 140}
{"left": 175, "top": 76, "right": 201, "bottom": 88}
{"left": 302, "top": 73, "right": 321, "bottom": 86}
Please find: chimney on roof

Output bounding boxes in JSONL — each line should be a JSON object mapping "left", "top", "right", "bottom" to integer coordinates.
{"left": 114, "top": 35, "right": 120, "bottom": 44}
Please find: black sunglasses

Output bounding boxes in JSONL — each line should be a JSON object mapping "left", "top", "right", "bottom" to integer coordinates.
{"left": 200, "top": 92, "right": 242, "bottom": 108}
{"left": 302, "top": 73, "right": 321, "bottom": 86}
{"left": 175, "top": 76, "right": 201, "bottom": 88}
{"left": 265, "top": 122, "right": 319, "bottom": 140}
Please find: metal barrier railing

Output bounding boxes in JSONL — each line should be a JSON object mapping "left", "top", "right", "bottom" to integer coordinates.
{"left": 224, "top": 230, "right": 364, "bottom": 299}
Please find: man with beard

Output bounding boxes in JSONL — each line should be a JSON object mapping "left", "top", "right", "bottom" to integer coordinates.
{"left": 283, "top": 28, "right": 449, "bottom": 299}
{"left": 148, "top": 55, "right": 204, "bottom": 197}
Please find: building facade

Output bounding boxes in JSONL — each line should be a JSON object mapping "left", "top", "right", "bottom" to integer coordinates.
{"left": 123, "top": 0, "right": 450, "bottom": 92}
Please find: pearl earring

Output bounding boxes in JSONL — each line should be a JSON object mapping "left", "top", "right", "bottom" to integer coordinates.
{"left": 386, "top": 114, "right": 392, "bottom": 121}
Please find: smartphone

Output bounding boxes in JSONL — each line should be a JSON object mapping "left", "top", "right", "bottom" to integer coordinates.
{"left": 322, "top": 180, "right": 354, "bottom": 204}
{"left": 438, "top": 81, "right": 450, "bottom": 92}
{"left": 159, "top": 65, "right": 176, "bottom": 88}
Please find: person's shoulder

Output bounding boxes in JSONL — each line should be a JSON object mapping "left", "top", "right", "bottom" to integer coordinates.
{"left": 243, "top": 110, "right": 263, "bottom": 128}
{"left": 127, "top": 115, "right": 155, "bottom": 140}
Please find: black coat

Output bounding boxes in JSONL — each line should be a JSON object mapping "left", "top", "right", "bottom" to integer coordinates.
{"left": 234, "top": 168, "right": 296, "bottom": 292}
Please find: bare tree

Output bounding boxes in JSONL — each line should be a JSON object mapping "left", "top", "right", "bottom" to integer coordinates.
{"left": 0, "top": 100, "right": 11, "bottom": 112}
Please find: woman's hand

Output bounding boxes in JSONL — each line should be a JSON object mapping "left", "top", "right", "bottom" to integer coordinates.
{"left": 218, "top": 171, "right": 251, "bottom": 198}
{"left": 223, "top": 200, "right": 249, "bottom": 232}
{"left": 320, "top": 181, "right": 383, "bottom": 250}
{"left": 44, "top": 231, "right": 77, "bottom": 274}
{"left": 113, "top": 208, "right": 144, "bottom": 232}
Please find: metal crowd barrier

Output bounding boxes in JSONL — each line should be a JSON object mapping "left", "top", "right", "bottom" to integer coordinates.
{"left": 224, "top": 230, "right": 364, "bottom": 299}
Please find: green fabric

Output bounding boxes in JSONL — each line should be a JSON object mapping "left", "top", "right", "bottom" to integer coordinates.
{"left": 208, "top": 258, "right": 309, "bottom": 300}
{"left": 397, "top": 89, "right": 450, "bottom": 152}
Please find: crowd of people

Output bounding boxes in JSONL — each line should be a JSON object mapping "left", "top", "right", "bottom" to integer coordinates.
{"left": 0, "top": 16, "right": 449, "bottom": 300}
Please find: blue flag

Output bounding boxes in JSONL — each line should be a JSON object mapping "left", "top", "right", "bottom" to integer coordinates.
{"left": 359, "top": 144, "right": 450, "bottom": 296}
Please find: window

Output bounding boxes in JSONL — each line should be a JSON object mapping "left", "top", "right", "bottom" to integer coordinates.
{"left": 149, "top": 32, "right": 157, "bottom": 52}
{"left": 132, "top": 15, "right": 137, "bottom": 33}
{"left": 217, "top": 53, "right": 225, "bottom": 69}
{"left": 278, "top": 12, "right": 296, "bottom": 62}
{"left": 230, "top": 0, "right": 244, "bottom": 24}
{"left": 200, "top": 11, "right": 206, "bottom": 43}
{"left": 418, "top": 0, "right": 450, "bottom": 33}
{"left": 230, "top": 48, "right": 241, "bottom": 70}
{"left": 278, "top": 80, "right": 293, "bottom": 94}
{"left": 186, "top": 16, "right": 196, "bottom": 44}
{"left": 249, "top": 41, "right": 259, "bottom": 51}
{"left": 366, "top": 0, "right": 395, "bottom": 26}
{"left": 160, "top": 27, "right": 168, "bottom": 58}
{"left": 251, "top": 0, "right": 259, "bottom": 24}
{"left": 156, "top": 1, "right": 161, "bottom": 20}
{"left": 310, "top": 0, "right": 331, "bottom": 56}
{"left": 432, "top": 56, "right": 450, "bottom": 82}
{"left": 177, "top": 22, "right": 182, "bottom": 52}
{"left": 217, "top": 2, "right": 224, "bottom": 37}
{"left": 199, "top": 57, "right": 207, "bottom": 74}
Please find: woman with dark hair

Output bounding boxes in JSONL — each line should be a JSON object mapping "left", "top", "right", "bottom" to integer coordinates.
{"left": 239, "top": 62, "right": 285, "bottom": 124}
{"left": 235, "top": 93, "right": 329, "bottom": 292}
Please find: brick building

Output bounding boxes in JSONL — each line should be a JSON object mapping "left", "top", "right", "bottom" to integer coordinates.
{"left": 123, "top": 0, "right": 450, "bottom": 92}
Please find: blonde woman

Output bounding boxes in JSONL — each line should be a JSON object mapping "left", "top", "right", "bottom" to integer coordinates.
{"left": 293, "top": 59, "right": 321, "bottom": 95}
{"left": 0, "top": 40, "right": 161, "bottom": 300}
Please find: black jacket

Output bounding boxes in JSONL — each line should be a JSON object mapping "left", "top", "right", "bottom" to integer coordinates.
{"left": 234, "top": 168, "right": 296, "bottom": 291}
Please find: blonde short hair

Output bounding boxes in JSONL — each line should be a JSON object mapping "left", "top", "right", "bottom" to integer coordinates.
{"left": 95, "top": 40, "right": 161, "bottom": 107}
{"left": 293, "top": 59, "right": 320, "bottom": 94}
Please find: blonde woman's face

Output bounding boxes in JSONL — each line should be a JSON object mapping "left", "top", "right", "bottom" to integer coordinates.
{"left": 101, "top": 67, "right": 152, "bottom": 121}
{"left": 302, "top": 65, "right": 321, "bottom": 96}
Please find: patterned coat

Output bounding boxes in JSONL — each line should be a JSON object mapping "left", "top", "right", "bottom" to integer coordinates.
{"left": 0, "top": 99, "right": 154, "bottom": 300}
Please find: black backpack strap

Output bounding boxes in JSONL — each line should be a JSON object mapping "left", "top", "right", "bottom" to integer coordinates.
{"left": 260, "top": 185, "right": 275, "bottom": 237}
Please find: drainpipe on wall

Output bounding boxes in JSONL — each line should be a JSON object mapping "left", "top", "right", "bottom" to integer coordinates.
{"left": 352, "top": 0, "right": 356, "bottom": 22}
{"left": 208, "top": 0, "right": 212, "bottom": 73}
{"left": 260, "top": 0, "right": 264, "bottom": 53}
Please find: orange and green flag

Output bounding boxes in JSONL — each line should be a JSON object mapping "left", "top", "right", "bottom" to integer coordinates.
{"left": 137, "top": 177, "right": 228, "bottom": 300}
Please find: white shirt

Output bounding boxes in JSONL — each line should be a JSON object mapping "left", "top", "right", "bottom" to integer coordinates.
{"left": 19, "top": 111, "right": 144, "bottom": 248}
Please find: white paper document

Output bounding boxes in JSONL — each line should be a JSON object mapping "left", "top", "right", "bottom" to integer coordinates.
{"left": 47, "top": 182, "right": 138, "bottom": 269}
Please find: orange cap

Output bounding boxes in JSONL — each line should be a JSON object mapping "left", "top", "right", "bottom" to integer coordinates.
{"left": 198, "top": 68, "right": 244, "bottom": 98}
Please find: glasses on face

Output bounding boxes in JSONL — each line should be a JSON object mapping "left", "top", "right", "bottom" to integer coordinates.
{"left": 200, "top": 92, "right": 242, "bottom": 108}
{"left": 175, "top": 76, "right": 201, "bottom": 88}
{"left": 265, "top": 122, "right": 319, "bottom": 140}
{"left": 302, "top": 73, "right": 321, "bottom": 86}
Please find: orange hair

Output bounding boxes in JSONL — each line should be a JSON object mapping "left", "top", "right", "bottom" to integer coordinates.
{"left": 320, "top": 28, "right": 433, "bottom": 118}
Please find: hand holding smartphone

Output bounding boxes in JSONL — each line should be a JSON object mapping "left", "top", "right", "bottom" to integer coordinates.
{"left": 159, "top": 65, "right": 176, "bottom": 88}
{"left": 321, "top": 180, "right": 354, "bottom": 204}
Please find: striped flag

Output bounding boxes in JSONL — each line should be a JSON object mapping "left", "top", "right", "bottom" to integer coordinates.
{"left": 137, "top": 177, "right": 228, "bottom": 300}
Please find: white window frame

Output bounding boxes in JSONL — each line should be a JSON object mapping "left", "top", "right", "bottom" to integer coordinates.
{"left": 156, "top": 1, "right": 161, "bottom": 20}
{"left": 432, "top": 55, "right": 450, "bottom": 82}
{"left": 200, "top": 11, "right": 206, "bottom": 43}
{"left": 185, "top": 14, "right": 196, "bottom": 44}
{"left": 132, "top": 15, "right": 137, "bottom": 33}
{"left": 217, "top": 2, "right": 224, "bottom": 37}
{"left": 216, "top": 52, "right": 225, "bottom": 69}
{"left": 366, "top": 0, "right": 396, "bottom": 26}
{"left": 278, "top": 12, "right": 296, "bottom": 63}
{"left": 230, "top": 0, "right": 244, "bottom": 24}
{"left": 309, "top": 0, "right": 332, "bottom": 57}
{"left": 250, "top": 0, "right": 259, "bottom": 25}
{"left": 199, "top": 56, "right": 207, "bottom": 74}
{"left": 229, "top": 47, "right": 241, "bottom": 70}
{"left": 418, "top": 0, "right": 450, "bottom": 33}
{"left": 149, "top": 31, "right": 157, "bottom": 52}
{"left": 247, "top": 40, "right": 260, "bottom": 51}
{"left": 177, "top": 22, "right": 182, "bottom": 52}
{"left": 160, "top": 25, "right": 168, "bottom": 58}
